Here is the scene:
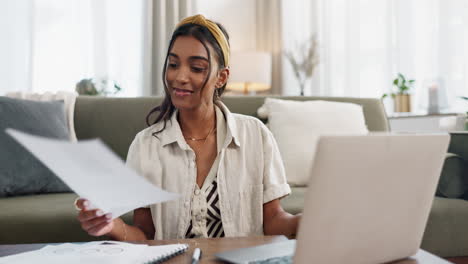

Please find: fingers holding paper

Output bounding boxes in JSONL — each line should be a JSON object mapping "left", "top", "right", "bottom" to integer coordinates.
{"left": 76, "top": 198, "right": 115, "bottom": 236}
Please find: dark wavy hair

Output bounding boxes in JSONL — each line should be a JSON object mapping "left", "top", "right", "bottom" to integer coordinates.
{"left": 145, "top": 22, "right": 230, "bottom": 136}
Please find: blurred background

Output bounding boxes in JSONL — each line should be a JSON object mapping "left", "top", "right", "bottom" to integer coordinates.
{"left": 1, "top": 0, "right": 468, "bottom": 115}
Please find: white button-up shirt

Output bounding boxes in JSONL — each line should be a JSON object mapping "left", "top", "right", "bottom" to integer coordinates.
{"left": 126, "top": 102, "right": 291, "bottom": 239}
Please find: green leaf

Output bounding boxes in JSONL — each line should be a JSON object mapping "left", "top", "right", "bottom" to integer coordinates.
{"left": 398, "top": 73, "right": 405, "bottom": 81}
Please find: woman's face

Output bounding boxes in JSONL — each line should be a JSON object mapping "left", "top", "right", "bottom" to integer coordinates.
{"left": 165, "top": 35, "right": 226, "bottom": 111}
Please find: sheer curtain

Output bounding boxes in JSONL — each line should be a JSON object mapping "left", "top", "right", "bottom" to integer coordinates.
{"left": 1, "top": 0, "right": 145, "bottom": 97}
{"left": 281, "top": 0, "right": 319, "bottom": 96}
{"left": 0, "top": 0, "right": 33, "bottom": 94}
{"left": 283, "top": 0, "right": 468, "bottom": 112}
{"left": 256, "top": 0, "right": 283, "bottom": 95}
{"left": 149, "top": 0, "right": 196, "bottom": 95}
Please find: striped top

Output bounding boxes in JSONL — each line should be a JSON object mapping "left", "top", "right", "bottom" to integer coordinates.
{"left": 185, "top": 180, "right": 225, "bottom": 238}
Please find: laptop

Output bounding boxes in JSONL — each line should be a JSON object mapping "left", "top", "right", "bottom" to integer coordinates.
{"left": 217, "top": 133, "right": 450, "bottom": 264}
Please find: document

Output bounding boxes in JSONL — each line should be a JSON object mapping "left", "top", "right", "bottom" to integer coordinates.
{"left": 6, "top": 128, "right": 179, "bottom": 218}
{"left": 0, "top": 241, "right": 189, "bottom": 264}
{"left": 0, "top": 242, "right": 145, "bottom": 264}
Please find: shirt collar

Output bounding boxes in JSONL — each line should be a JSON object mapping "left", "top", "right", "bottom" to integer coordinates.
{"left": 215, "top": 101, "right": 241, "bottom": 148}
{"left": 159, "top": 109, "right": 189, "bottom": 150}
{"left": 158, "top": 101, "right": 240, "bottom": 149}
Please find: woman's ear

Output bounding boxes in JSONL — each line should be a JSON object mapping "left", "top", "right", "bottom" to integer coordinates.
{"left": 216, "top": 67, "right": 230, "bottom": 88}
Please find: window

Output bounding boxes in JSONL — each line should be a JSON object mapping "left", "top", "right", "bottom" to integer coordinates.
{"left": 1, "top": 0, "right": 146, "bottom": 97}
{"left": 282, "top": 0, "right": 468, "bottom": 112}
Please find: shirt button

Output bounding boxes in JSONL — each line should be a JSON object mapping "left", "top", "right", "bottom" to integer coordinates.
{"left": 195, "top": 189, "right": 201, "bottom": 195}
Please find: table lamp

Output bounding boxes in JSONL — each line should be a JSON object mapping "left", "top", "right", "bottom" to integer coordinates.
{"left": 227, "top": 51, "right": 272, "bottom": 95}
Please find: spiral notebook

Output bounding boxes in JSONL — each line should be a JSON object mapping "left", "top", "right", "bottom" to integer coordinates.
{"left": 0, "top": 241, "right": 189, "bottom": 264}
{"left": 140, "top": 244, "right": 189, "bottom": 264}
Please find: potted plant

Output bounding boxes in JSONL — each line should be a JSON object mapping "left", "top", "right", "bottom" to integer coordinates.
{"left": 75, "top": 78, "right": 122, "bottom": 96}
{"left": 382, "top": 73, "right": 415, "bottom": 112}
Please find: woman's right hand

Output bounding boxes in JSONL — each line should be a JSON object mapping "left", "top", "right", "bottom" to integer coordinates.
{"left": 75, "top": 198, "right": 114, "bottom": 237}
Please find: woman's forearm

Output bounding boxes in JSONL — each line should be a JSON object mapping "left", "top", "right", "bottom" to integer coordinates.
{"left": 108, "top": 218, "right": 149, "bottom": 241}
{"left": 264, "top": 211, "right": 301, "bottom": 236}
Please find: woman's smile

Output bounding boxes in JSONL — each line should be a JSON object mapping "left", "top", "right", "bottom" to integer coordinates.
{"left": 173, "top": 87, "right": 194, "bottom": 97}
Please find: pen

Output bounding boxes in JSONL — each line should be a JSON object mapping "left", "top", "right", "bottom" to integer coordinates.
{"left": 192, "top": 247, "right": 202, "bottom": 264}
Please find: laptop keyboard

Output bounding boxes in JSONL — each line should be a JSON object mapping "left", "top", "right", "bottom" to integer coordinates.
{"left": 250, "top": 255, "right": 293, "bottom": 264}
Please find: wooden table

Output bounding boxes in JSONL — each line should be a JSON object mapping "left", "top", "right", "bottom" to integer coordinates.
{"left": 0, "top": 236, "right": 465, "bottom": 263}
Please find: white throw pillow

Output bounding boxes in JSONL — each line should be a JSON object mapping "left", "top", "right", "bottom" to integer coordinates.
{"left": 6, "top": 91, "right": 78, "bottom": 141}
{"left": 257, "top": 98, "right": 369, "bottom": 186}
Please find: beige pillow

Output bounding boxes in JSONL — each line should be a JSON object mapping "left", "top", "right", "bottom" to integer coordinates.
{"left": 6, "top": 91, "right": 78, "bottom": 141}
{"left": 257, "top": 98, "right": 369, "bottom": 186}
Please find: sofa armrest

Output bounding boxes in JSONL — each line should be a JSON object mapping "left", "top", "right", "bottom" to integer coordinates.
{"left": 436, "top": 153, "right": 467, "bottom": 198}
{"left": 435, "top": 132, "right": 468, "bottom": 199}
{"left": 447, "top": 132, "right": 468, "bottom": 158}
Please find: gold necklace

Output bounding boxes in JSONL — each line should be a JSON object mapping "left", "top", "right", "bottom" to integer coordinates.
{"left": 183, "top": 106, "right": 216, "bottom": 142}
{"left": 184, "top": 125, "right": 216, "bottom": 141}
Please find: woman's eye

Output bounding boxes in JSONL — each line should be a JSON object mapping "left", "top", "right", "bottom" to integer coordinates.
{"left": 168, "top": 63, "right": 178, "bottom": 68}
{"left": 191, "top": 67, "right": 206, "bottom": 73}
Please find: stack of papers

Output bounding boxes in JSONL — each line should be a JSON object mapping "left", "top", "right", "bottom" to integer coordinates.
{"left": 0, "top": 241, "right": 189, "bottom": 264}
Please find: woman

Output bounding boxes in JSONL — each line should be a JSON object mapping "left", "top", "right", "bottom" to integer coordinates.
{"left": 76, "top": 14, "right": 300, "bottom": 240}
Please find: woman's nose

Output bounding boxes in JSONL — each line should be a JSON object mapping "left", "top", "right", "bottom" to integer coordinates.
{"left": 174, "top": 66, "right": 189, "bottom": 84}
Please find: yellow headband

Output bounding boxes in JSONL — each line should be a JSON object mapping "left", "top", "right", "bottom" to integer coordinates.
{"left": 176, "top": 14, "right": 230, "bottom": 67}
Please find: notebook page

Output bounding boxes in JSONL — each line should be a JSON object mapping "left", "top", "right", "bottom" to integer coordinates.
{"left": 0, "top": 242, "right": 147, "bottom": 264}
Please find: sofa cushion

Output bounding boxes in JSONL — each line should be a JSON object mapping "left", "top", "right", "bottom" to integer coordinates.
{"left": 257, "top": 98, "right": 368, "bottom": 186}
{"left": 436, "top": 153, "right": 468, "bottom": 198}
{"left": 0, "top": 96, "right": 71, "bottom": 197}
{"left": 5, "top": 91, "right": 79, "bottom": 141}
{"left": 0, "top": 193, "right": 134, "bottom": 243}
{"left": 422, "top": 197, "right": 468, "bottom": 257}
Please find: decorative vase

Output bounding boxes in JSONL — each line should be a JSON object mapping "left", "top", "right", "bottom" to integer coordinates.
{"left": 394, "top": 94, "right": 411, "bottom": 112}
{"left": 299, "top": 82, "right": 305, "bottom": 96}
{"left": 298, "top": 77, "right": 311, "bottom": 96}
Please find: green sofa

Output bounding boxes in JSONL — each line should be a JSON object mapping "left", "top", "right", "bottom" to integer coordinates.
{"left": 1, "top": 96, "right": 467, "bottom": 258}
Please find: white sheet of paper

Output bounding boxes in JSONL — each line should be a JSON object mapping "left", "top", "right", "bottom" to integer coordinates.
{"left": 0, "top": 242, "right": 149, "bottom": 264}
{"left": 0, "top": 241, "right": 189, "bottom": 264}
{"left": 6, "top": 128, "right": 179, "bottom": 218}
